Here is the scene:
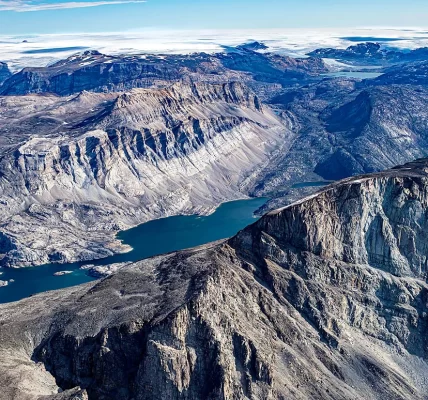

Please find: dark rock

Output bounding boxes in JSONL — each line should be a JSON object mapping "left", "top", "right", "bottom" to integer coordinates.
{"left": 2, "top": 160, "right": 428, "bottom": 398}
{"left": 308, "top": 42, "right": 428, "bottom": 65}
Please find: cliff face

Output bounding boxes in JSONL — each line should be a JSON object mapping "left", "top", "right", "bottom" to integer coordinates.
{"left": 1, "top": 159, "right": 428, "bottom": 400}
{"left": 0, "top": 82, "right": 286, "bottom": 267}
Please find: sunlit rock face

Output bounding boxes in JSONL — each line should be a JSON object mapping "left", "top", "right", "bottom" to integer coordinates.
{"left": 1, "top": 160, "right": 428, "bottom": 399}
{"left": 0, "top": 81, "right": 286, "bottom": 267}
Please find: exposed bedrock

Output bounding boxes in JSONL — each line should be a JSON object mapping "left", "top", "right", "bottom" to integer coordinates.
{"left": 1, "top": 160, "right": 428, "bottom": 399}
{"left": 0, "top": 82, "right": 287, "bottom": 267}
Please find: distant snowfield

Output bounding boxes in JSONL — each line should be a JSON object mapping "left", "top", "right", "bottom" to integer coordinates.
{"left": 1, "top": 27, "right": 428, "bottom": 71}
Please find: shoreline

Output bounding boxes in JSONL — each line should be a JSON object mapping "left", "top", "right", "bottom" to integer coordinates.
{"left": 0, "top": 196, "right": 268, "bottom": 303}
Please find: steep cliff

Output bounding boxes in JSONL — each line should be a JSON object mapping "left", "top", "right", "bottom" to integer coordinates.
{"left": 1, "top": 159, "right": 428, "bottom": 399}
{"left": 0, "top": 81, "right": 286, "bottom": 267}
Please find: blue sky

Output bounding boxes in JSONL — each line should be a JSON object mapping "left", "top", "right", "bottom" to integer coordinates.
{"left": 0, "top": 0, "right": 427, "bottom": 35}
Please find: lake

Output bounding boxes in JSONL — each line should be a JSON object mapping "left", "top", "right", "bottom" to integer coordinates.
{"left": 0, "top": 197, "right": 266, "bottom": 304}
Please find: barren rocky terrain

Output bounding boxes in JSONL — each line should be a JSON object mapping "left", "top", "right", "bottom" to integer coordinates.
{"left": 1, "top": 46, "right": 428, "bottom": 270}
{"left": 0, "top": 81, "right": 286, "bottom": 267}
{"left": 1, "top": 160, "right": 428, "bottom": 399}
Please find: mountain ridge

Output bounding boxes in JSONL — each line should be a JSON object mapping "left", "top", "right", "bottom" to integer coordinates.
{"left": 1, "top": 159, "right": 428, "bottom": 399}
{"left": 0, "top": 81, "right": 287, "bottom": 267}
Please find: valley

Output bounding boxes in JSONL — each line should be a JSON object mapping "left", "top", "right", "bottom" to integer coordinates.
{"left": 0, "top": 197, "right": 266, "bottom": 303}
{"left": 2, "top": 159, "right": 428, "bottom": 399}
{"left": 1, "top": 36, "right": 428, "bottom": 399}
{"left": 1, "top": 41, "right": 428, "bottom": 272}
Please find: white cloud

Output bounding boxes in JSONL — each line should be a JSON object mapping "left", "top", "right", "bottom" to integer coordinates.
{"left": 0, "top": 0, "right": 146, "bottom": 12}
{"left": 1, "top": 28, "right": 428, "bottom": 72}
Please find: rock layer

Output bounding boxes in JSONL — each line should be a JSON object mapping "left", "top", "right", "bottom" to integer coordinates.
{"left": 0, "top": 81, "right": 286, "bottom": 267}
{"left": 1, "top": 159, "right": 428, "bottom": 399}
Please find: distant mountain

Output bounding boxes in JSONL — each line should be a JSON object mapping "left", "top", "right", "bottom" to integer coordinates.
{"left": 367, "top": 60, "right": 428, "bottom": 85}
{"left": 2, "top": 159, "right": 428, "bottom": 399}
{"left": 236, "top": 41, "right": 269, "bottom": 51}
{"left": 0, "top": 49, "right": 328, "bottom": 97}
{"left": 308, "top": 42, "right": 428, "bottom": 65}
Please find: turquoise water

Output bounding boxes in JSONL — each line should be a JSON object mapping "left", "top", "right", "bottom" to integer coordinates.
{"left": 0, "top": 198, "right": 266, "bottom": 304}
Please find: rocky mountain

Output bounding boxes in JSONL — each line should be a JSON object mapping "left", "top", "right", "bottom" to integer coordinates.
{"left": 2, "top": 73, "right": 428, "bottom": 267}
{"left": 0, "top": 81, "right": 287, "bottom": 267}
{"left": 367, "top": 60, "right": 428, "bottom": 86}
{"left": 253, "top": 78, "right": 428, "bottom": 209}
{"left": 1, "top": 159, "right": 428, "bottom": 399}
{"left": 236, "top": 41, "right": 269, "bottom": 51}
{"left": 0, "top": 49, "right": 328, "bottom": 97}
{"left": 0, "top": 62, "right": 12, "bottom": 85}
{"left": 2, "top": 49, "right": 428, "bottom": 268}
{"left": 308, "top": 42, "right": 428, "bottom": 65}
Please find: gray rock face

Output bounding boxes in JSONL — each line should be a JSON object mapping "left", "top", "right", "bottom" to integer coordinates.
{"left": 1, "top": 160, "right": 428, "bottom": 399}
{"left": 0, "top": 81, "right": 286, "bottom": 267}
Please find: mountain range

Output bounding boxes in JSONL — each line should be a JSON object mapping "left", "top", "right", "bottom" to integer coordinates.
{"left": 1, "top": 49, "right": 428, "bottom": 267}
{"left": 1, "top": 42, "right": 428, "bottom": 399}
{"left": 308, "top": 42, "right": 428, "bottom": 65}
{"left": 1, "top": 159, "right": 428, "bottom": 399}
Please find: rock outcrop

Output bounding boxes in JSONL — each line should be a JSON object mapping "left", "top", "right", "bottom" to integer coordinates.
{"left": 1, "top": 159, "right": 428, "bottom": 399}
{"left": 0, "top": 81, "right": 286, "bottom": 267}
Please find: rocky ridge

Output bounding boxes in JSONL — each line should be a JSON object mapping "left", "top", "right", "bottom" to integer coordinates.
{"left": 309, "top": 42, "right": 428, "bottom": 65}
{"left": 1, "top": 159, "right": 428, "bottom": 399}
{"left": 0, "top": 49, "right": 328, "bottom": 98}
{"left": 0, "top": 81, "right": 287, "bottom": 267}
{"left": 255, "top": 79, "right": 428, "bottom": 209}
{"left": 367, "top": 60, "right": 428, "bottom": 86}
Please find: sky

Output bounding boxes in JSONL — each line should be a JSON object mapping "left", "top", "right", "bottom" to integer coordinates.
{"left": 0, "top": 0, "right": 427, "bottom": 35}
